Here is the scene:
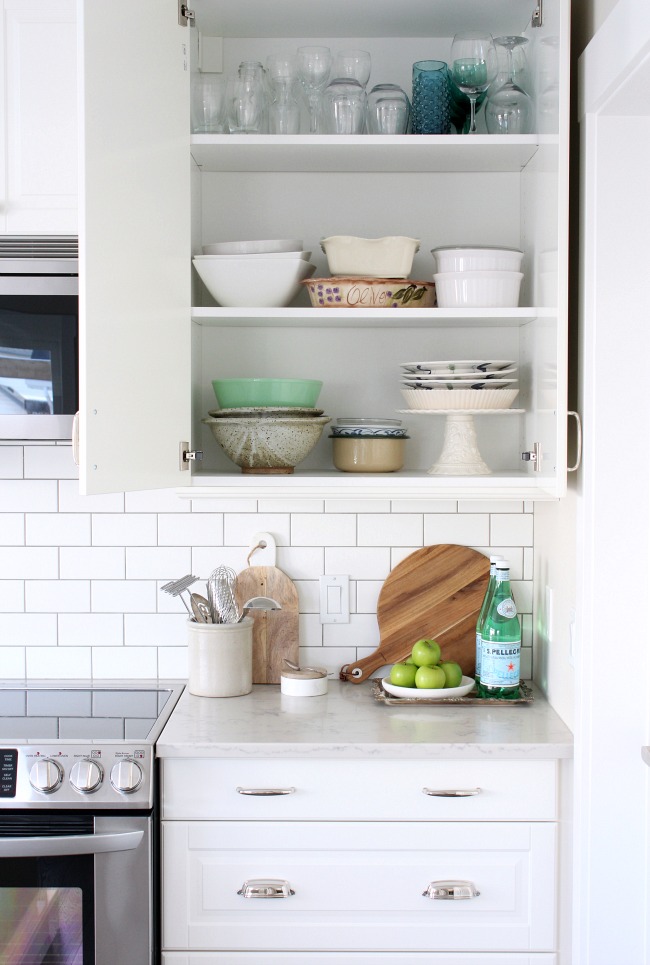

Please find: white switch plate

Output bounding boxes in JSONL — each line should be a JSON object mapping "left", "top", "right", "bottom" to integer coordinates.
{"left": 319, "top": 575, "right": 350, "bottom": 624}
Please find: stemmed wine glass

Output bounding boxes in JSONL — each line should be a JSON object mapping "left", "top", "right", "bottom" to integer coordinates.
{"left": 450, "top": 32, "right": 498, "bottom": 134}
{"left": 332, "top": 49, "right": 372, "bottom": 88}
{"left": 485, "top": 36, "right": 533, "bottom": 135}
{"left": 297, "top": 45, "right": 332, "bottom": 133}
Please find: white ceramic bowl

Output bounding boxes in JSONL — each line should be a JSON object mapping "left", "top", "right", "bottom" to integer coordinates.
{"left": 433, "top": 270, "right": 523, "bottom": 308}
{"left": 193, "top": 257, "right": 316, "bottom": 308}
{"left": 432, "top": 246, "right": 524, "bottom": 273}
{"left": 197, "top": 250, "right": 312, "bottom": 261}
{"left": 320, "top": 236, "right": 420, "bottom": 278}
{"left": 381, "top": 675, "right": 475, "bottom": 699}
{"left": 202, "top": 239, "right": 303, "bottom": 255}
{"left": 400, "top": 387, "right": 520, "bottom": 410}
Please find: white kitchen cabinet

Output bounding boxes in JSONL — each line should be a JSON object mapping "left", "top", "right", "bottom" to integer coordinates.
{"left": 160, "top": 757, "right": 560, "bottom": 960}
{"left": 78, "top": 0, "right": 569, "bottom": 498}
{"left": 0, "top": 0, "right": 77, "bottom": 234}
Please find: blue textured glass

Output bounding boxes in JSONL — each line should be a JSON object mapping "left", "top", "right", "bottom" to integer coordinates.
{"left": 411, "top": 60, "right": 451, "bottom": 134}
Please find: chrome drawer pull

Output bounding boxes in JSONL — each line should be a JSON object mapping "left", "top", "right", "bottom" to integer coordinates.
{"left": 422, "top": 787, "right": 481, "bottom": 797}
{"left": 423, "top": 880, "right": 480, "bottom": 900}
{"left": 236, "top": 786, "right": 296, "bottom": 796}
{"left": 237, "top": 878, "right": 295, "bottom": 899}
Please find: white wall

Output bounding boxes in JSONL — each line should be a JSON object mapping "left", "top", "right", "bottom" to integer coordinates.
{"left": 0, "top": 441, "right": 536, "bottom": 681}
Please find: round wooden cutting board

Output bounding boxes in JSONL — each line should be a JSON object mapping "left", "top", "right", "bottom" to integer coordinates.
{"left": 340, "top": 544, "right": 490, "bottom": 683}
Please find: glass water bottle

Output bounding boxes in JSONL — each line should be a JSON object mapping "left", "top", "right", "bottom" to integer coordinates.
{"left": 475, "top": 554, "right": 504, "bottom": 685}
{"left": 477, "top": 560, "right": 521, "bottom": 699}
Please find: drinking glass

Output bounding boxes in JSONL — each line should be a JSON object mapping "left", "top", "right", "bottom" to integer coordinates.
{"left": 266, "top": 54, "right": 301, "bottom": 134}
{"left": 366, "top": 84, "right": 410, "bottom": 134}
{"left": 226, "top": 74, "right": 266, "bottom": 134}
{"left": 321, "top": 79, "right": 367, "bottom": 134}
{"left": 450, "top": 32, "right": 498, "bottom": 134}
{"left": 191, "top": 73, "right": 227, "bottom": 133}
{"left": 332, "top": 49, "right": 372, "bottom": 88}
{"left": 411, "top": 60, "right": 450, "bottom": 134}
{"left": 297, "top": 45, "right": 332, "bottom": 133}
{"left": 485, "top": 36, "right": 533, "bottom": 134}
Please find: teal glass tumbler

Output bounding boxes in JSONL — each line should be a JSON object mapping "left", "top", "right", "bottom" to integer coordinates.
{"left": 412, "top": 60, "right": 451, "bottom": 134}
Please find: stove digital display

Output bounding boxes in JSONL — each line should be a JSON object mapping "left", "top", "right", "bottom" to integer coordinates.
{"left": 0, "top": 749, "right": 17, "bottom": 798}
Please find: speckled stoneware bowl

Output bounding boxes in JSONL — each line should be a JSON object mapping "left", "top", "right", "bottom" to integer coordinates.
{"left": 203, "top": 416, "right": 331, "bottom": 474}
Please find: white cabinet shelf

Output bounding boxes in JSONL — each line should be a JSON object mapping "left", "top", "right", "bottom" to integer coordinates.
{"left": 191, "top": 307, "right": 551, "bottom": 328}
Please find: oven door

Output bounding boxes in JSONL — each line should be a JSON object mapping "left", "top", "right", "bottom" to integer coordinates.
{"left": 0, "top": 812, "right": 153, "bottom": 965}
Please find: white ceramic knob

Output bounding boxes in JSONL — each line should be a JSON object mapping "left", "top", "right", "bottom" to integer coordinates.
{"left": 110, "top": 759, "right": 143, "bottom": 794}
{"left": 70, "top": 759, "right": 103, "bottom": 793}
{"left": 29, "top": 758, "right": 64, "bottom": 793}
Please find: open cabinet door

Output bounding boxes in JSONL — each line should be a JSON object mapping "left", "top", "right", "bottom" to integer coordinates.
{"left": 77, "top": 0, "right": 191, "bottom": 494}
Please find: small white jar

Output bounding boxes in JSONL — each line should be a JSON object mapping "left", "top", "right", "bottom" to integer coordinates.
{"left": 280, "top": 667, "right": 328, "bottom": 697}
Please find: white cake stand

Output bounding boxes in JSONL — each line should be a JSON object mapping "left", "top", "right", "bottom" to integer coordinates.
{"left": 397, "top": 409, "right": 525, "bottom": 476}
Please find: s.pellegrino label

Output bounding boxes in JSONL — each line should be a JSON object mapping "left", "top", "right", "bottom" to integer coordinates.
{"left": 477, "top": 563, "right": 521, "bottom": 700}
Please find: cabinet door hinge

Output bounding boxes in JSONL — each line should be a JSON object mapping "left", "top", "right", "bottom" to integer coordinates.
{"left": 521, "top": 442, "right": 542, "bottom": 471}
{"left": 532, "top": 0, "right": 543, "bottom": 27}
{"left": 179, "top": 441, "right": 203, "bottom": 470}
{"left": 178, "top": 2, "right": 195, "bottom": 26}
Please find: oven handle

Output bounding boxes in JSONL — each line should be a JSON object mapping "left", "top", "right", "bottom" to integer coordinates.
{"left": 0, "top": 830, "right": 144, "bottom": 858}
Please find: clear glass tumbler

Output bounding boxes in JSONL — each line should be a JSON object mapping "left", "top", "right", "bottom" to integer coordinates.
{"left": 366, "top": 84, "right": 410, "bottom": 134}
{"left": 191, "top": 73, "right": 227, "bottom": 133}
{"left": 321, "top": 78, "right": 367, "bottom": 134}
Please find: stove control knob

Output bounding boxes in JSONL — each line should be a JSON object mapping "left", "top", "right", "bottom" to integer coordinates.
{"left": 29, "top": 758, "right": 64, "bottom": 794}
{"left": 70, "top": 759, "right": 103, "bottom": 794}
{"left": 110, "top": 759, "right": 143, "bottom": 794}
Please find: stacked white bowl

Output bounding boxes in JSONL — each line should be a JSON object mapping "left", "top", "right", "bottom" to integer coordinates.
{"left": 432, "top": 246, "right": 524, "bottom": 308}
{"left": 192, "top": 238, "right": 316, "bottom": 308}
{"left": 399, "top": 359, "right": 519, "bottom": 410}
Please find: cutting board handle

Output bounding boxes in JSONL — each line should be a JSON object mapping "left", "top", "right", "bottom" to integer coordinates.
{"left": 340, "top": 651, "right": 396, "bottom": 684}
{"left": 246, "top": 531, "right": 277, "bottom": 567}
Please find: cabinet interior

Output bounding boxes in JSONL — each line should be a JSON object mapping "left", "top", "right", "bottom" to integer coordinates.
{"left": 184, "top": 0, "right": 567, "bottom": 498}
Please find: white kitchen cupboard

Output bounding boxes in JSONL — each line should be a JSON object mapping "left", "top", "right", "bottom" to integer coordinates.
{"left": 0, "top": 0, "right": 77, "bottom": 234}
{"left": 160, "top": 757, "right": 560, "bottom": 961}
{"left": 77, "top": 0, "right": 569, "bottom": 499}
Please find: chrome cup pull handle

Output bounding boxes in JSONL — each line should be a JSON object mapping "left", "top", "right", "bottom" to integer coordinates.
{"left": 422, "top": 787, "right": 481, "bottom": 797}
{"left": 423, "top": 879, "right": 480, "bottom": 900}
{"left": 237, "top": 878, "right": 295, "bottom": 898}
{"left": 236, "top": 786, "right": 296, "bottom": 796}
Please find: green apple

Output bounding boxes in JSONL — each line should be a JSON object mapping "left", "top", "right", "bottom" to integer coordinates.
{"left": 404, "top": 655, "right": 416, "bottom": 665}
{"left": 440, "top": 661, "right": 463, "bottom": 689}
{"left": 389, "top": 662, "right": 417, "bottom": 688}
{"left": 415, "top": 665, "right": 446, "bottom": 689}
{"left": 411, "top": 638, "right": 441, "bottom": 667}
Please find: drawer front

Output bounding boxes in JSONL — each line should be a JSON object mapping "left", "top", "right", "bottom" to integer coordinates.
{"left": 162, "top": 954, "right": 558, "bottom": 964}
{"left": 162, "top": 821, "right": 556, "bottom": 953}
{"left": 161, "top": 759, "right": 557, "bottom": 821}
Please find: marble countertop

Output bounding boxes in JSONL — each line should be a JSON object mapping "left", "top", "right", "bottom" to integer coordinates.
{"left": 156, "top": 679, "right": 573, "bottom": 760}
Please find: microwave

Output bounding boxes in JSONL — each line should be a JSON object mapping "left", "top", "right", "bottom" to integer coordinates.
{"left": 0, "top": 236, "right": 78, "bottom": 440}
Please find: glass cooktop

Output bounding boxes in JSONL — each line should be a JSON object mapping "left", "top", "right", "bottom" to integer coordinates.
{"left": 0, "top": 687, "right": 175, "bottom": 741}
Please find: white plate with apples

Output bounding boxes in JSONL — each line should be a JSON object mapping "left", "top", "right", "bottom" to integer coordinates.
{"left": 381, "top": 675, "right": 475, "bottom": 699}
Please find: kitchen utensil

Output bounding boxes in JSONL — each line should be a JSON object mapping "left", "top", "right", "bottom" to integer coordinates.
{"left": 340, "top": 544, "right": 490, "bottom": 682}
{"left": 160, "top": 575, "right": 200, "bottom": 616}
{"left": 381, "top": 675, "right": 475, "bottom": 699}
{"left": 233, "top": 544, "right": 299, "bottom": 684}
{"left": 207, "top": 565, "right": 241, "bottom": 623}
{"left": 302, "top": 277, "right": 436, "bottom": 308}
{"left": 190, "top": 593, "right": 212, "bottom": 624}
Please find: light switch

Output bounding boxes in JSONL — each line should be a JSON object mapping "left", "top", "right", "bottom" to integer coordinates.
{"left": 319, "top": 575, "right": 350, "bottom": 624}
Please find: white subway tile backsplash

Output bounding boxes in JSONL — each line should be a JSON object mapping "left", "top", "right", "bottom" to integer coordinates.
{"left": 324, "top": 614, "right": 377, "bottom": 650}
{"left": 91, "top": 581, "right": 157, "bottom": 613}
{"left": 124, "top": 614, "right": 187, "bottom": 647}
{"left": 0, "top": 480, "right": 57, "bottom": 512}
{"left": 0, "top": 581, "right": 24, "bottom": 612}
{"left": 26, "top": 581, "right": 90, "bottom": 613}
{"left": 299, "top": 613, "right": 322, "bottom": 648}
{"left": 92, "top": 645, "right": 158, "bottom": 679}
{"left": 0, "top": 547, "right": 58, "bottom": 579}
{"left": 476, "top": 546, "right": 524, "bottom": 580}
{"left": 294, "top": 580, "right": 320, "bottom": 613}
{"left": 24, "top": 445, "right": 77, "bottom": 480}
{"left": 157, "top": 646, "right": 188, "bottom": 678}
{"left": 26, "top": 646, "right": 92, "bottom": 678}
{"left": 58, "top": 481, "right": 124, "bottom": 513}
{"left": 298, "top": 646, "right": 356, "bottom": 677}
{"left": 276, "top": 547, "right": 324, "bottom": 580}
{"left": 158, "top": 513, "right": 223, "bottom": 546}
{"left": 224, "top": 513, "right": 291, "bottom": 546}
{"left": 325, "top": 546, "right": 390, "bottom": 580}
{"left": 126, "top": 547, "right": 191, "bottom": 580}
{"left": 0, "top": 447, "right": 23, "bottom": 479}
{"left": 58, "top": 613, "right": 124, "bottom": 647}
{"left": 0, "top": 647, "right": 26, "bottom": 677}
{"left": 26, "top": 513, "right": 90, "bottom": 546}
{"left": 60, "top": 547, "right": 125, "bottom": 580}
{"left": 511, "top": 581, "right": 533, "bottom": 613}
{"left": 92, "top": 513, "right": 157, "bottom": 546}
{"left": 124, "top": 489, "right": 189, "bottom": 513}
{"left": 390, "top": 546, "right": 421, "bottom": 568}
{"left": 424, "top": 513, "right": 490, "bottom": 546}
{"left": 357, "top": 513, "right": 422, "bottom": 547}
{"left": 0, "top": 613, "right": 57, "bottom": 646}
{"left": 490, "top": 513, "right": 534, "bottom": 546}
{"left": 1, "top": 514, "right": 24, "bottom": 545}
{"left": 524, "top": 547, "right": 534, "bottom": 580}
{"left": 355, "top": 580, "right": 382, "bottom": 613}
{"left": 191, "top": 547, "right": 244, "bottom": 577}
{"left": 291, "top": 513, "right": 356, "bottom": 546}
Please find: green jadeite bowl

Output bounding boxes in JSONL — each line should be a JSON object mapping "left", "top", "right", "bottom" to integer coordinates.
{"left": 212, "top": 378, "right": 323, "bottom": 409}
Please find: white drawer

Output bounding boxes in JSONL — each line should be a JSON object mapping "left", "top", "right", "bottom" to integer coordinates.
{"left": 162, "top": 820, "right": 556, "bottom": 953}
{"left": 162, "top": 954, "right": 558, "bottom": 964}
{"left": 161, "top": 758, "right": 557, "bottom": 822}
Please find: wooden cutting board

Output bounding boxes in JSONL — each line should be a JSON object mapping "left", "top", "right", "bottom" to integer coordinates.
{"left": 233, "top": 564, "right": 299, "bottom": 684}
{"left": 340, "top": 544, "right": 490, "bottom": 683}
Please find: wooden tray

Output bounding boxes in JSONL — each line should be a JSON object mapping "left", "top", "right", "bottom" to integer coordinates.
{"left": 370, "top": 678, "right": 534, "bottom": 706}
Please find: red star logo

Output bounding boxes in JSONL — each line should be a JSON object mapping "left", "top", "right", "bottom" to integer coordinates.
{"left": 507, "top": 663, "right": 514, "bottom": 671}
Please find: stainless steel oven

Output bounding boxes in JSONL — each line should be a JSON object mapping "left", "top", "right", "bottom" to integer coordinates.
{"left": 0, "top": 236, "right": 78, "bottom": 440}
{"left": 0, "top": 681, "right": 184, "bottom": 965}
